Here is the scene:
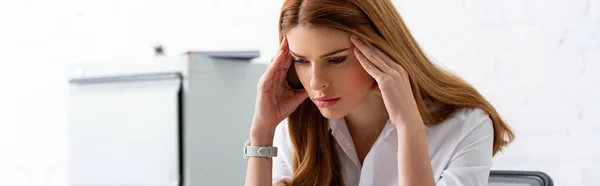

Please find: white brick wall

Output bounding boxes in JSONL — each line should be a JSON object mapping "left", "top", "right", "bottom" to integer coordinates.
{"left": 0, "top": 0, "right": 597, "bottom": 185}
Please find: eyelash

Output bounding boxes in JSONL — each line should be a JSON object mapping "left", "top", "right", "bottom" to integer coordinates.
{"left": 293, "top": 56, "right": 347, "bottom": 65}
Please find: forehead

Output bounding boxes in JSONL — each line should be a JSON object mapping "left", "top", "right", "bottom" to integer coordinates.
{"left": 286, "top": 26, "right": 351, "bottom": 56}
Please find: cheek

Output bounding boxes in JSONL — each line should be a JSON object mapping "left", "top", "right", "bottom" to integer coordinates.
{"left": 340, "top": 64, "right": 373, "bottom": 94}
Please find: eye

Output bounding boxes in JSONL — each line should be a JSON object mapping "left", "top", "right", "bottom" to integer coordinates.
{"left": 328, "top": 56, "right": 347, "bottom": 64}
{"left": 293, "top": 58, "right": 308, "bottom": 64}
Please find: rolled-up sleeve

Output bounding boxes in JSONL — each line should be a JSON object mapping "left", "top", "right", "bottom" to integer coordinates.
{"left": 272, "top": 121, "right": 293, "bottom": 185}
{"left": 436, "top": 112, "right": 495, "bottom": 186}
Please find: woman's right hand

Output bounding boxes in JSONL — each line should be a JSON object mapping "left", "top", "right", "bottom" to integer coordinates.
{"left": 251, "top": 37, "right": 308, "bottom": 135}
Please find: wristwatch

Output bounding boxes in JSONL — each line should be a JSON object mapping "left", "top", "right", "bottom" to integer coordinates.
{"left": 244, "top": 138, "right": 278, "bottom": 159}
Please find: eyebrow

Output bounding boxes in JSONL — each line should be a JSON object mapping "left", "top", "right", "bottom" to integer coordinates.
{"left": 289, "top": 48, "right": 350, "bottom": 59}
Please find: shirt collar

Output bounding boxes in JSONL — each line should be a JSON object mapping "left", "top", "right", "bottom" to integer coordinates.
{"left": 327, "top": 117, "right": 397, "bottom": 169}
{"left": 328, "top": 117, "right": 397, "bottom": 136}
{"left": 328, "top": 117, "right": 345, "bottom": 131}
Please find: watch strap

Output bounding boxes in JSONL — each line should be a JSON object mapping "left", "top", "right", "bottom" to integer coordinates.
{"left": 244, "top": 139, "right": 278, "bottom": 159}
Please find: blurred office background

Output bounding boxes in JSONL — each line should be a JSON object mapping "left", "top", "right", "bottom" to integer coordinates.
{"left": 0, "top": 0, "right": 598, "bottom": 185}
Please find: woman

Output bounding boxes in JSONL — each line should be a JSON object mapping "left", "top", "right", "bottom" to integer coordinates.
{"left": 245, "top": 0, "right": 514, "bottom": 185}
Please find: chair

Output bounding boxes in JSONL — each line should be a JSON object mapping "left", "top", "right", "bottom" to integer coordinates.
{"left": 489, "top": 170, "right": 553, "bottom": 186}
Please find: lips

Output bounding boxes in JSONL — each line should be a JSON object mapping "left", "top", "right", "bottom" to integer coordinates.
{"left": 314, "top": 96, "right": 340, "bottom": 108}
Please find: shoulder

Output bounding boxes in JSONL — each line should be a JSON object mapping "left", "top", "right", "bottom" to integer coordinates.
{"left": 452, "top": 107, "right": 494, "bottom": 139}
{"left": 425, "top": 107, "right": 494, "bottom": 147}
{"left": 427, "top": 108, "right": 495, "bottom": 183}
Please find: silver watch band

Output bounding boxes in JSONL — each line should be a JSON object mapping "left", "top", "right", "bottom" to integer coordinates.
{"left": 244, "top": 139, "right": 278, "bottom": 159}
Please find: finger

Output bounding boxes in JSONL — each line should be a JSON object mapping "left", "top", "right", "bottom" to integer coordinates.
{"left": 371, "top": 82, "right": 382, "bottom": 97}
{"left": 269, "top": 36, "right": 288, "bottom": 63}
{"left": 275, "top": 38, "right": 292, "bottom": 70}
{"left": 269, "top": 37, "right": 287, "bottom": 62}
{"left": 354, "top": 47, "right": 387, "bottom": 81}
{"left": 265, "top": 37, "right": 290, "bottom": 77}
{"left": 350, "top": 35, "right": 394, "bottom": 75}
{"left": 278, "top": 36, "right": 287, "bottom": 51}
{"left": 373, "top": 47, "right": 406, "bottom": 75}
{"left": 263, "top": 48, "right": 288, "bottom": 81}
{"left": 279, "top": 52, "right": 296, "bottom": 90}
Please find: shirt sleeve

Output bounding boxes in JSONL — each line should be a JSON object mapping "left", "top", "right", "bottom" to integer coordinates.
{"left": 436, "top": 109, "right": 495, "bottom": 186}
{"left": 272, "top": 120, "right": 293, "bottom": 185}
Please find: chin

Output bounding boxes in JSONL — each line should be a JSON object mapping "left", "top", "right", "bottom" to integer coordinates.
{"left": 318, "top": 108, "right": 347, "bottom": 120}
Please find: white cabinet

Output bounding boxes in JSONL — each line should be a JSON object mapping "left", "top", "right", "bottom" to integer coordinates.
{"left": 68, "top": 52, "right": 265, "bottom": 186}
{"left": 69, "top": 77, "right": 181, "bottom": 186}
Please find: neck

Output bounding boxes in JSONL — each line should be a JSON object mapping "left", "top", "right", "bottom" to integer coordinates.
{"left": 344, "top": 93, "right": 389, "bottom": 141}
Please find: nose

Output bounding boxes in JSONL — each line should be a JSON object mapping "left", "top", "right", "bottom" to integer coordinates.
{"left": 309, "top": 65, "right": 330, "bottom": 91}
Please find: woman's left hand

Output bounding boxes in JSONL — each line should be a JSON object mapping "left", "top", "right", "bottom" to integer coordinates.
{"left": 350, "top": 35, "right": 424, "bottom": 128}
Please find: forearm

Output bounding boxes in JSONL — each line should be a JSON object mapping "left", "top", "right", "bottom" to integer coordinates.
{"left": 245, "top": 125, "right": 276, "bottom": 186}
{"left": 396, "top": 124, "right": 436, "bottom": 186}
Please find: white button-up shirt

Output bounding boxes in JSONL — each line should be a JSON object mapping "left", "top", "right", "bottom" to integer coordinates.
{"left": 272, "top": 108, "right": 494, "bottom": 186}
